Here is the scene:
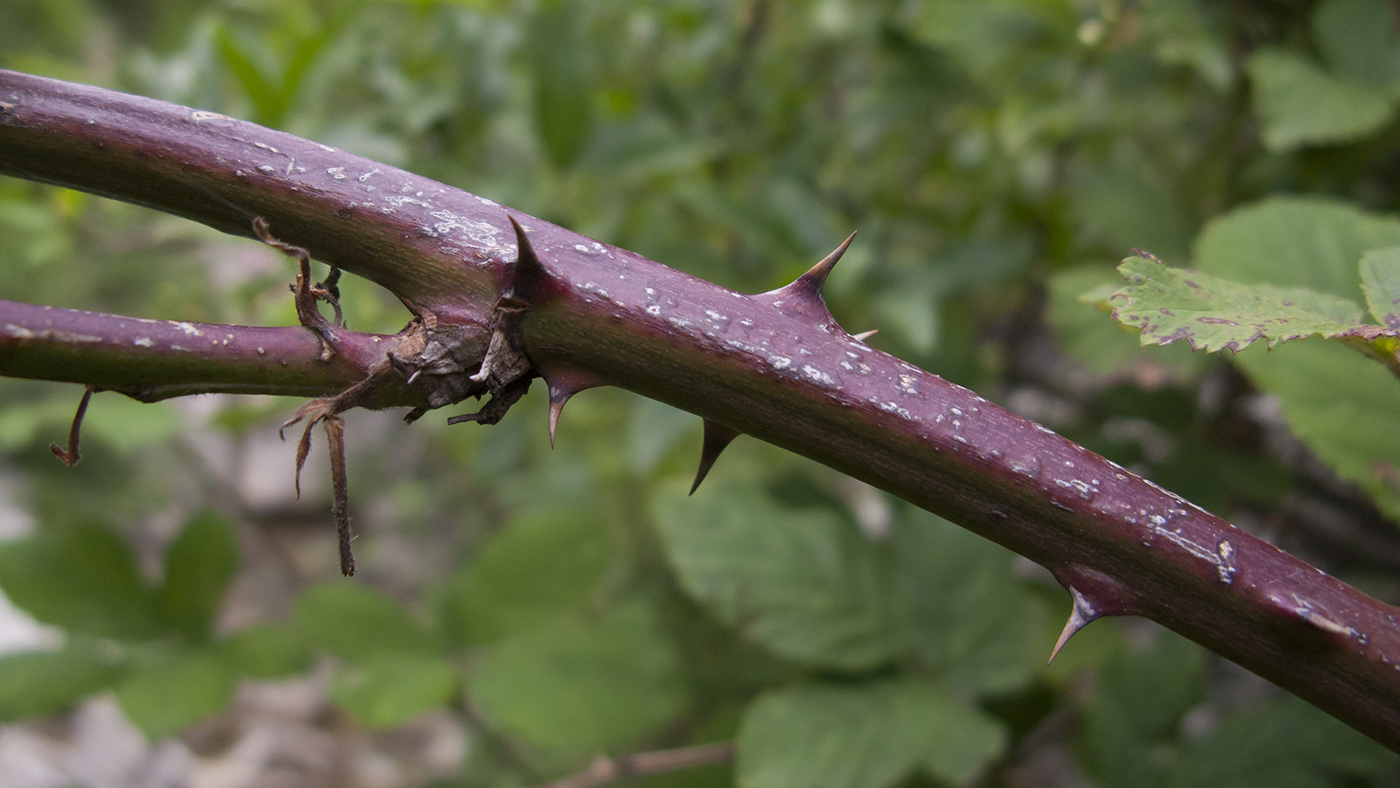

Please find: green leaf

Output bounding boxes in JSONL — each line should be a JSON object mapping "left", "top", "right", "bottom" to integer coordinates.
{"left": 1081, "top": 633, "right": 1205, "bottom": 788}
{"left": 736, "top": 679, "right": 1006, "bottom": 788}
{"left": 1047, "top": 266, "right": 1204, "bottom": 377}
{"left": 1314, "top": 0, "right": 1399, "bottom": 88}
{"left": 1246, "top": 49, "right": 1394, "bottom": 151}
{"left": 1194, "top": 196, "right": 1400, "bottom": 299}
{"left": 1168, "top": 696, "right": 1397, "bottom": 788}
{"left": 219, "top": 623, "right": 313, "bottom": 679}
{"left": 294, "top": 584, "right": 440, "bottom": 662}
{"left": 0, "top": 521, "right": 163, "bottom": 640}
{"left": 0, "top": 648, "right": 124, "bottom": 722}
{"left": 157, "top": 512, "right": 239, "bottom": 642}
{"left": 1111, "top": 254, "right": 1368, "bottom": 353}
{"left": 530, "top": 1, "right": 594, "bottom": 168}
{"left": 1359, "top": 246, "right": 1400, "bottom": 329}
{"left": 329, "top": 652, "right": 457, "bottom": 729}
{"left": 1195, "top": 199, "right": 1400, "bottom": 521}
{"left": 1233, "top": 339, "right": 1400, "bottom": 521}
{"left": 114, "top": 650, "right": 237, "bottom": 740}
{"left": 894, "top": 509, "right": 1042, "bottom": 695}
{"left": 653, "top": 481, "right": 900, "bottom": 671}
{"left": 468, "top": 601, "right": 686, "bottom": 756}
{"left": 443, "top": 509, "right": 612, "bottom": 647}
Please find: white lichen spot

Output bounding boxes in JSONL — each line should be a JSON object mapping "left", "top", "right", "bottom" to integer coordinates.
{"left": 256, "top": 347, "right": 266, "bottom": 355}
{"left": 170, "top": 321, "right": 203, "bottom": 337}
{"left": 477, "top": 195, "right": 499, "bottom": 207}
{"left": 898, "top": 375, "right": 918, "bottom": 395}
{"left": 667, "top": 316, "right": 692, "bottom": 328}
{"left": 1216, "top": 540, "right": 1237, "bottom": 584}
{"left": 358, "top": 169, "right": 380, "bottom": 182}
{"left": 190, "top": 110, "right": 230, "bottom": 124}
{"left": 769, "top": 356, "right": 793, "bottom": 370}
{"left": 646, "top": 305, "right": 662, "bottom": 316}
{"left": 327, "top": 166, "right": 347, "bottom": 180}
{"left": 133, "top": 337, "right": 154, "bottom": 347}
{"left": 705, "top": 310, "right": 728, "bottom": 323}
{"left": 574, "top": 244, "right": 590, "bottom": 252}
{"left": 840, "top": 361, "right": 854, "bottom": 371}
{"left": 950, "top": 406, "right": 963, "bottom": 417}
{"left": 257, "top": 165, "right": 277, "bottom": 174}
{"left": 953, "top": 435, "right": 969, "bottom": 444}
{"left": 802, "top": 365, "right": 837, "bottom": 387}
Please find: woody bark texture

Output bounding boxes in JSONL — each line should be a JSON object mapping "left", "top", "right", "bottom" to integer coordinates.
{"left": 3, "top": 70, "right": 1400, "bottom": 749}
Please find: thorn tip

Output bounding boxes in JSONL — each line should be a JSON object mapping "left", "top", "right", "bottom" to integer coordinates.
{"left": 1048, "top": 587, "right": 1098, "bottom": 664}
{"left": 690, "top": 420, "right": 741, "bottom": 495}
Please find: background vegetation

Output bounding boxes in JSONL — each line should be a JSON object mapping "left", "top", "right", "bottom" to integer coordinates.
{"left": 4, "top": 0, "right": 1400, "bottom": 786}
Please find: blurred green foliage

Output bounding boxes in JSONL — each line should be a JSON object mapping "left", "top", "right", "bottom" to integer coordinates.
{"left": 4, "top": 0, "right": 1400, "bottom": 786}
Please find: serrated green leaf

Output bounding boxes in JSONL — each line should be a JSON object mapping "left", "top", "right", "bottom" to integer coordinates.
{"left": 1246, "top": 49, "right": 1394, "bottom": 151}
{"left": 219, "top": 623, "right": 312, "bottom": 679}
{"left": 0, "top": 648, "right": 124, "bottom": 722}
{"left": 157, "top": 512, "right": 239, "bottom": 642}
{"left": 468, "top": 601, "right": 685, "bottom": 756}
{"left": 1196, "top": 199, "right": 1400, "bottom": 521}
{"left": 653, "top": 481, "right": 900, "bottom": 671}
{"left": 1047, "top": 266, "right": 1204, "bottom": 377}
{"left": 1360, "top": 247, "right": 1400, "bottom": 329}
{"left": 0, "top": 521, "right": 163, "bottom": 641}
{"left": 330, "top": 652, "right": 457, "bottom": 729}
{"left": 1111, "top": 255, "right": 1368, "bottom": 352}
{"left": 1167, "top": 696, "right": 1397, "bottom": 788}
{"left": 736, "top": 679, "right": 1006, "bottom": 788}
{"left": 895, "top": 510, "right": 1041, "bottom": 695}
{"left": 294, "top": 584, "right": 440, "bottom": 662}
{"left": 114, "top": 650, "right": 237, "bottom": 740}
{"left": 443, "top": 509, "right": 612, "bottom": 647}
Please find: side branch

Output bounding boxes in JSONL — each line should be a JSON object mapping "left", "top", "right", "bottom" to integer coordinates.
{"left": 0, "top": 299, "right": 424, "bottom": 406}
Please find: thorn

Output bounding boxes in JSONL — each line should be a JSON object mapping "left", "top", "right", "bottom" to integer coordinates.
{"left": 1048, "top": 586, "right": 1098, "bottom": 664}
{"left": 538, "top": 365, "right": 605, "bottom": 448}
{"left": 690, "top": 419, "right": 741, "bottom": 495}
{"left": 406, "top": 369, "right": 421, "bottom": 386}
{"left": 548, "top": 396, "right": 566, "bottom": 449}
{"left": 50, "top": 385, "right": 95, "bottom": 466}
{"left": 796, "top": 230, "right": 857, "bottom": 294}
{"left": 852, "top": 329, "right": 878, "bottom": 342}
{"left": 756, "top": 231, "right": 856, "bottom": 330}
{"left": 508, "top": 214, "right": 548, "bottom": 293}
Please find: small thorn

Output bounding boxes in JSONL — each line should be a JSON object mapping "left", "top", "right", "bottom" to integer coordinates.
{"left": 548, "top": 397, "right": 565, "bottom": 449}
{"left": 690, "top": 420, "right": 741, "bottom": 495}
{"left": 538, "top": 365, "right": 606, "bottom": 448}
{"left": 1048, "top": 587, "right": 1098, "bottom": 664}
{"left": 406, "top": 369, "right": 421, "bottom": 386}
{"left": 852, "top": 329, "right": 878, "bottom": 342}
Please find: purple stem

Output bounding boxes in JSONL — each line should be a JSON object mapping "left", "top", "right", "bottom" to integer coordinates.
{"left": 2, "top": 70, "right": 1399, "bottom": 749}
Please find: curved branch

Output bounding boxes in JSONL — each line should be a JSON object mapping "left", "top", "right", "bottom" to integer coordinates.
{"left": 3, "top": 70, "right": 1400, "bottom": 750}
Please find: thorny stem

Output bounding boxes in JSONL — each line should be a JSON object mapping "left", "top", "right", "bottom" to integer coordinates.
{"left": 3, "top": 71, "right": 1400, "bottom": 750}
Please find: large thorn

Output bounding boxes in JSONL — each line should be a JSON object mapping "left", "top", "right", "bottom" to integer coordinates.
{"left": 755, "top": 231, "right": 857, "bottom": 331}
{"left": 508, "top": 215, "right": 547, "bottom": 288}
{"left": 852, "top": 329, "right": 878, "bottom": 342}
{"left": 690, "top": 419, "right": 741, "bottom": 495}
{"left": 1048, "top": 586, "right": 1099, "bottom": 663}
{"left": 539, "top": 365, "right": 606, "bottom": 448}
{"left": 794, "top": 230, "right": 857, "bottom": 296}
